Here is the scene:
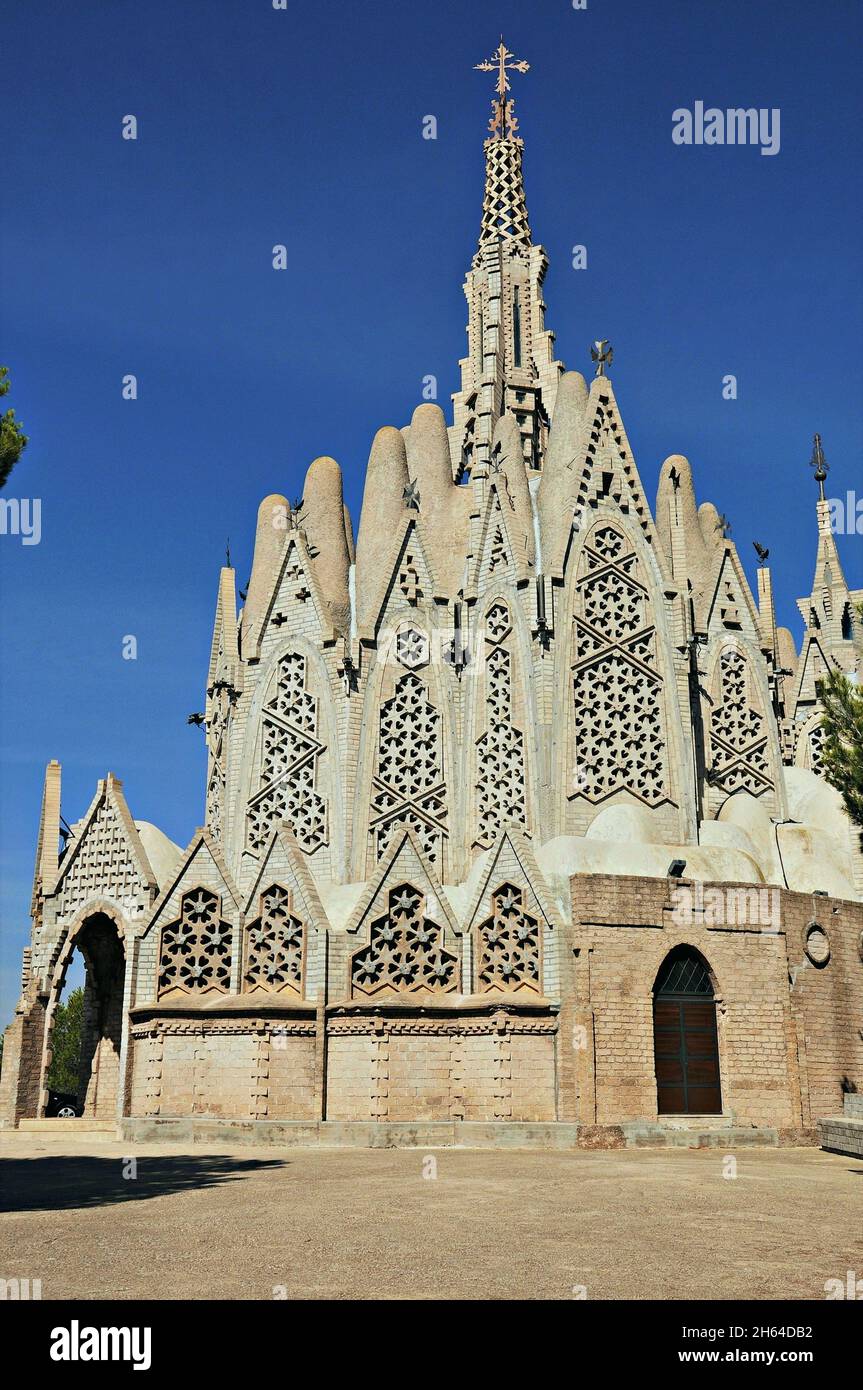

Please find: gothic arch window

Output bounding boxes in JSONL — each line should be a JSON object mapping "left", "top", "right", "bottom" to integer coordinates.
{"left": 246, "top": 650, "right": 328, "bottom": 856}
{"left": 369, "top": 630, "right": 447, "bottom": 865}
{"left": 653, "top": 947, "right": 721, "bottom": 1116}
{"left": 350, "top": 883, "right": 458, "bottom": 997}
{"left": 242, "top": 883, "right": 305, "bottom": 995}
{"left": 708, "top": 647, "right": 773, "bottom": 797}
{"left": 476, "top": 883, "right": 540, "bottom": 994}
{"left": 475, "top": 602, "right": 527, "bottom": 847}
{"left": 570, "top": 522, "right": 670, "bottom": 805}
{"left": 158, "top": 888, "right": 232, "bottom": 998}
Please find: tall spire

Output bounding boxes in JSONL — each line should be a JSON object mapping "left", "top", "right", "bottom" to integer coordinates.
{"left": 449, "top": 41, "right": 564, "bottom": 477}
{"left": 788, "top": 432, "right": 861, "bottom": 744}
{"left": 806, "top": 431, "right": 847, "bottom": 596}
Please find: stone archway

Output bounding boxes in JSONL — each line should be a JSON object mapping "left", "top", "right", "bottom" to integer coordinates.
{"left": 42, "top": 911, "right": 126, "bottom": 1119}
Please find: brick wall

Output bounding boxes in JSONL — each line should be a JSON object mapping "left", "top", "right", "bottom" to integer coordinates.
{"left": 325, "top": 1016, "right": 556, "bottom": 1123}
{"left": 129, "top": 1023, "right": 317, "bottom": 1120}
{"left": 783, "top": 891, "right": 863, "bottom": 1121}
{"left": 569, "top": 873, "right": 863, "bottom": 1130}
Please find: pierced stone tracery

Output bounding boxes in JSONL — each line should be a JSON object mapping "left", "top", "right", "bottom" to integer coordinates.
{"left": 206, "top": 669, "right": 228, "bottom": 844}
{"left": 158, "top": 888, "right": 232, "bottom": 997}
{"left": 475, "top": 603, "right": 527, "bottom": 846}
{"left": 351, "top": 883, "right": 458, "bottom": 996}
{"left": 571, "top": 524, "right": 669, "bottom": 804}
{"left": 57, "top": 795, "right": 148, "bottom": 917}
{"left": 476, "top": 883, "right": 541, "bottom": 994}
{"left": 370, "top": 644, "right": 447, "bottom": 865}
{"left": 399, "top": 551, "right": 423, "bottom": 605}
{"left": 243, "top": 883, "right": 305, "bottom": 995}
{"left": 246, "top": 652, "right": 327, "bottom": 855}
{"left": 807, "top": 723, "right": 825, "bottom": 775}
{"left": 709, "top": 648, "right": 773, "bottom": 796}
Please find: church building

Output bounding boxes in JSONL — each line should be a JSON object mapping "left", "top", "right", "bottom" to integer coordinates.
{"left": 3, "top": 46, "right": 862, "bottom": 1146}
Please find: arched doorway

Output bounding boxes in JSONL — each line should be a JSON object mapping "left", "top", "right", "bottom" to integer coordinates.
{"left": 42, "top": 912, "right": 126, "bottom": 1119}
{"left": 653, "top": 946, "right": 722, "bottom": 1115}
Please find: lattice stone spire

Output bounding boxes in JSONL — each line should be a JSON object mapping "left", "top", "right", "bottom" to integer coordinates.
{"left": 449, "top": 41, "right": 564, "bottom": 478}
{"left": 474, "top": 39, "right": 532, "bottom": 249}
{"left": 479, "top": 137, "right": 532, "bottom": 249}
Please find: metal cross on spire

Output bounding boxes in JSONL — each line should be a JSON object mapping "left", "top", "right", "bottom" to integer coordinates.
{"left": 474, "top": 38, "right": 530, "bottom": 140}
{"left": 590, "top": 339, "right": 613, "bottom": 377}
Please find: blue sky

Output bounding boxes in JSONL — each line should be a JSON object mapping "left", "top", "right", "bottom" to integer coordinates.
{"left": 1, "top": 0, "right": 861, "bottom": 1025}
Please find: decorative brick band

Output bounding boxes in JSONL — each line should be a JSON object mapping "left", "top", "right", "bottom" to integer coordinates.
{"left": 130, "top": 1018, "right": 315, "bottom": 1038}
{"left": 326, "top": 1015, "right": 557, "bottom": 1037}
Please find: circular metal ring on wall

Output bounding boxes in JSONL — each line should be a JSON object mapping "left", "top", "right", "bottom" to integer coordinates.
{"left": 805, "top": 923, "right": 830, "bottom": 967}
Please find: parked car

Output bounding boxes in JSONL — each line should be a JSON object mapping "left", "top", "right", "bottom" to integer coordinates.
{"left": 45, "top": 1090, "right": 80, "bottom": 1117}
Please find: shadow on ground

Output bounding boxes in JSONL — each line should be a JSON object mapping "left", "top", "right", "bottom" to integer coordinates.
{"left": 0, "top": 1154, "right": 287, "bottom": 1214}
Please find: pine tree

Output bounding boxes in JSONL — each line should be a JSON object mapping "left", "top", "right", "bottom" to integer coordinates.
{"left": 819, "top": 665, "right": 863, "bottom": 837}
{"left": 0, "top": 366, "right": 29, "bottom": 488}
{"left": 45, "top": 987, "right": 85, "bottom": 1095}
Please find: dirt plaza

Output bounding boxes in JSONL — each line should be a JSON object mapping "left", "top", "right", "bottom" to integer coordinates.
{"left": 1, "top": 1137, "right": 861, "bottom": 1301}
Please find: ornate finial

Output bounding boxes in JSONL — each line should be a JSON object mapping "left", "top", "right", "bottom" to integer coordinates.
{"left": 474, "top": 37, "right": 529, "bottom": 140}
{"left": 225, "top": 538, "right": 231, "bottom": 569}
{"left": 809, "top": 432, "right": 828, "bottom": 501}
{"left": 590, "top": 339, "right": 613, "bottom": 377}
{"left": 403, "top": 479, "right": 421, "bottom": 511}
{"left": 715, "top": 512, "right": 732, "bottom": 539}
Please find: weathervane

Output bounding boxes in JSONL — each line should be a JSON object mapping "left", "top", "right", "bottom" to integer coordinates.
{"left": 474, "top": 38, "right": 529, "bottom": 140}
{"left": 809, "top": 432, "right": 828, "bottom": 501}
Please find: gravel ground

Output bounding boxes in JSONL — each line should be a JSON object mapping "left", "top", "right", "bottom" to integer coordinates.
{"left": 1, "top": 1137, "right": 861, "bottom": 1300}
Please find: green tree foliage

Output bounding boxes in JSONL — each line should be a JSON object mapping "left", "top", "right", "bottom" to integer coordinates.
{"left": 0, "top": 366, "right": 29, "bottom": 489}
{"left": 46, "top": 987, "right": 85, "bottom": 1095}
{"left": 819, "top": 665, "right": 863, "bottom": 836}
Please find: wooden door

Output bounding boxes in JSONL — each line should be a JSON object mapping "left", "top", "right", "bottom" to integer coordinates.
{"left": 654, "top": 994, "right": 722, "bottom": 1115}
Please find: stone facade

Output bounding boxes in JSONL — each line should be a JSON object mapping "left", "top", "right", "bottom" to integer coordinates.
{"left": 3, "top": 68, "right": 862, "bottom": 1141}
